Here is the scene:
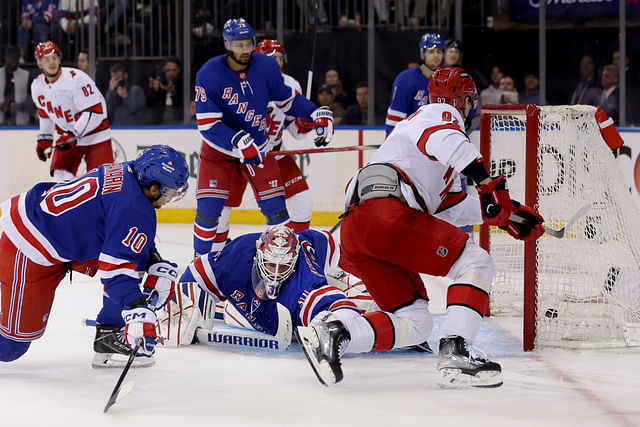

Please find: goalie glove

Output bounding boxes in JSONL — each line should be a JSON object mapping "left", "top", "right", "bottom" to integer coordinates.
{"left": 311, "top": 106, "right": 334, "bottom": 147}
{"left": 231, "top": 130, "right": 263, "bottom": 166}
{"left": 501, "top": 200, "right": 545, "bottom": 241}
{"left": 55, "top": 130, "right": 77, "bottom": 151}
{"left": 476, "top": 174, "right": 514, "bottom": 226}
{"left": 36, "top": 134, "right": 53, "bottom": 161}
{"left": 143, "top": 260, "right": 178, "bottom": 310}
{"left": 121, "top": 305, "right": 157, "bottom": 357}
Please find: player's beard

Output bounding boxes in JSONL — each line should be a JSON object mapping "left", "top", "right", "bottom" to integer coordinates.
{"left": 228, "top": 50, "right": 252, "bottom": 69}
{"left": 424, "top": 59, "right": 439, "bottom": 72}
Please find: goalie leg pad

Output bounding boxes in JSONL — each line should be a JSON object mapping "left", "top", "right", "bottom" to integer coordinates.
{"left": 156, "top": 283, "right": 207, "bottom": 347}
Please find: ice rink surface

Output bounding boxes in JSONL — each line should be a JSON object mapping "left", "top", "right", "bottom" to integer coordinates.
{"left": 2, "top": 224, "right": 640, "bottom": 427}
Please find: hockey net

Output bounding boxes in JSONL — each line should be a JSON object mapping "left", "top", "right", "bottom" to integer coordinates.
{"left": 480, "top": 104, "right": 640, "bottom": 350}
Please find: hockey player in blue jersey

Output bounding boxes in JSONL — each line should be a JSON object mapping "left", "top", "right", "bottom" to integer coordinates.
{"left": 193, "top": 18, "right": 334, "bottom": 256}
{"left": 0, "top": 145, "right": 189, "bottom": 367}
{"left": 384, "top": 33, "right": 444, "bottom": 135}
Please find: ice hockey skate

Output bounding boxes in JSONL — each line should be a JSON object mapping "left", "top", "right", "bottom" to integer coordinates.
{"left": 295, "top": 313, "right": 351, "bottom": 386}
{"left": 437, "top": 335, "right": 502, "bottom": 388}
{"left": 92, "top": 324, "right": 155, "bottom": 368}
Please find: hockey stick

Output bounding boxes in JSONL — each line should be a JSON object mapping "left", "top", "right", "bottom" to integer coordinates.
{"left": 266, "top": 144, "right": 380, "bottom": 156}
{"left": 510, "top": 203, "right": 592, "bottom": 239}
{"left": 103, "top": 338, "right": 142, "bottom": 413}
{"left": 305, "top": 1, "right": 320, "bottom": 99}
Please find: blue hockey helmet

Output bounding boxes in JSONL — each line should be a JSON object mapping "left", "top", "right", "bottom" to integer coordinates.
{"left": 222, "top": 18, "right": 255, "bottom": 44}
{"left": 419, "top": 33, "right": 445, "bottom": 53}
{"left": 133, "top": 145, "right": 189, "bottom": 204}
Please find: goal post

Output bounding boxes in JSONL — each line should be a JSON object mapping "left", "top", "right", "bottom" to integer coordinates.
{"left": 480, "top": 104, "right": 640, "bottom": 351}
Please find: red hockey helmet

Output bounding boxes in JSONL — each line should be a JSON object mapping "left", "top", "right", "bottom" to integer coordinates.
{"left": 256, "top": 39, "right": 287, "bottom": 63}
{"left": 34, "top": 41, "right": 61, "bottom": 61}
{"left": 428, "top": 66, "right": 478, "bottom": 113}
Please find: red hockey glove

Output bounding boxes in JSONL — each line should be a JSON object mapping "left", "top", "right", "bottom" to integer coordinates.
{"left": 500, "top": 200, "right": 545, "bottom": 241}
{"left": 232, "top": 130, "right": 263, "bottom": 166}
{"left": 142, "top": 260, "right": 178, "bottom": 310}
{"left": 56, "top": 131, "right": 77, "bottom": 151}
{"left": 121, "top": 305, "right": 157, "bottom": 357}
{"left": 36, "top": 135, "right": 53, "bottom": 161}
{"left": 476, "top": 174, "right": 514, "bottom": 226}
{"left": 311, "top": 106, "right": 334, "bottom": 147}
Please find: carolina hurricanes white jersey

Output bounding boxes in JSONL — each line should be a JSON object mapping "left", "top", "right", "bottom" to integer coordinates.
{"left": 31, "top": 67, "right": 111, "bottom": 146}
{"left": 264, "top": 73, "right": 307, "bottom": 152}
{"left": 346, "top": 103, "right": 483, "bottom": 226}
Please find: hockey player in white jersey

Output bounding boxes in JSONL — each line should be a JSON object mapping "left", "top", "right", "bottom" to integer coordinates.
{"left": 212, "top": 39, "right": 316, "bottom": 252}
{"left": 31, "top": 41, "right": 113, "bottom": 181}
{"left": 297, "top": 67, "right": 545, "bottom": 388}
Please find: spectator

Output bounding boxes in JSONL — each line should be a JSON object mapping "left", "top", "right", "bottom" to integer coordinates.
{"left": 76, "top": 50, "right": 89, "bottom": 74}
{"left": 479, "top": 65, "right": 503, "bottom": 106}
{"left": 569, "top": 54, "right": 600, "bottom": 105}
{"left": 519, "top": 73, "right": 540, "bottom": 105}
{"left": 407, "top": 60, "right": 420, "bottom": 69}
{"left": 316, "top": 84, "right": 344, "bottom": 125}
{"left": 0, "top": 46, "right": 33, "bottom": 126}
{"left": 499, "top": 75, "right": 518, "bottom": 104}
{"left": 335, "top": 0, "right": 362, "bottom": 27}
{"left": 444, "top": 39, "right": 462, "bottom": 67}
{"left": 323, "top": 69, "right": 350, "bottom": 109}
{"left": 146, "top": 57, "right": 183, "bottom": 124}
{"left": 18, "top": 0, "right": 56, "bottom": 63}
{"left": 341, "top": 82, "right": 384, "bottom": 125}
{"left": 599, "top": 64, "right": 619, "bottom": 124}
{"left": 57, "top": 0, "right": 97, "bottom": 35}
{"left": 105, "top": 63, "right": 146, "bottom": 125}
{"left": 104, "top": 0, "right": 131, "bottom": 44}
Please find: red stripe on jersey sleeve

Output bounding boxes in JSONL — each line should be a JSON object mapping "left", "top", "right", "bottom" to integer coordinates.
{"left": 197, "top": 117, "right": 220, "bottom": 127}
{"left": 193, "top": 257, "right": 225, "bottom": 300}
{"left": 446, "top": 283, "right": 489, "bottom": 316}
{"left": 416, "top": 124, "right": 465, "bottom": 159}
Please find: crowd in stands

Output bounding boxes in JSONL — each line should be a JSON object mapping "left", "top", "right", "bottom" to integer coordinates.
{"left": 0, "top": 3, "right": 634, "bottom": 128}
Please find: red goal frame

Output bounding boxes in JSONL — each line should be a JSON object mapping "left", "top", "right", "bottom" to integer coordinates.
{"left": 479, "top": 104, "right": 540, "bottom": 351}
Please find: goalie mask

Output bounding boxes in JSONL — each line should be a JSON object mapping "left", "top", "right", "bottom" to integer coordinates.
{"left": 252, "top": 225, "right": 300, "bottom": 300}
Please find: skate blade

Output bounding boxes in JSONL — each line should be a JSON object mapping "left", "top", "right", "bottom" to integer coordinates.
{"left": 92, "top": 353, "right": 155, "bottom": 369}
{"left": 438, "top": 368, "right": 503, "bottom": 389}
{"left": 294, "top": 327, "right": 337, "bottom": 387}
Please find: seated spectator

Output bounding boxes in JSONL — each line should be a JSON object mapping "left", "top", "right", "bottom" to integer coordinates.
{"left": 569, "top": 54, "right": 600, "bottom": 105}
{"left": 105, "top": 63, "right": 146, "bottom": 125}
{"left": 323, "top": 68, "right": 350, "bottom": 108}
{"left": 599, "top": 64, "right": 619, "bottom": 123}
{"left": 18, "top": 0, "right": 56, "bottom": 63}
{"left": 316, "top": 84, "right": 344, "bottom": 125}
{"left": 76, "top": 50, "right": 90, "bottom": 74}
{"left": 499, "top": 75, "right": 518, "bottom": 104}
{"left": 57, "top": 0, "right": 97, "bottom": 35}
{"left": 0, "top": 46, "right": 34, "bottom": 125}
{"left": 479, "top": 65, "right": 503, "bottom": 106}
{"left": 519, "top": 73, "right": 540, "bottom": 105}
{"left": 146, "top": 56, "right": 183, "bottom": 124}
{"left": 341, "top": 82, "right": 384, "bottom": 125}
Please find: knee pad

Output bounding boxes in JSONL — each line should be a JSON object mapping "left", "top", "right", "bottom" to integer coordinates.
{"left": 286, "top": 190, "right": 313, "bottom": 223}
{"left": 196, "top": 197, "right": 226, "bottom": 222}
{"left": 0, "top": 335, "right": 31, "bottom": 362}
{"left": 257, "top": 197, "right": 290, "bottom": 225}
{"left": 448, "top": 244, "right": 495, "bottom": 293}
{"left": 392, "top": 299, "right": 434, "bottom": 345}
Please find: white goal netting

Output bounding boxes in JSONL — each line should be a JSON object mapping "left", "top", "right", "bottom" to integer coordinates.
{"left": 484, "top": 105, "right": 640, "bottom": 349}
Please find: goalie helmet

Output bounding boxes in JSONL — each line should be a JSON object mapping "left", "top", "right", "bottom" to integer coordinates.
{"left": 133, "top": 145, "right": 190, "bottom": 204}
{"left": 428, "top": 66, "right": 478, "bottom": 116}
{"left": 256, "top": 39, "right": 287, "bottom": 63}
{"left": 419, "top": 33, "right": 445, "bottom": 53}
{"left": 222, "top": 18, "right": 255, "bottom": 44}
{"left": 252, "top": 225, "right": 300, "bottom": 300}
{"left": 34, "top": 41, "right": 61, "bottom": 62}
